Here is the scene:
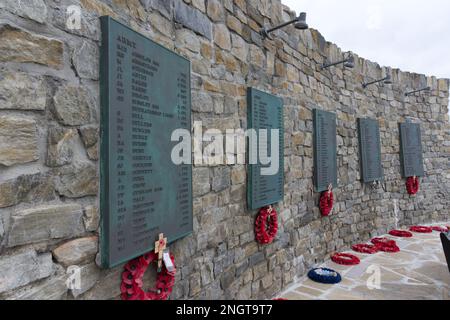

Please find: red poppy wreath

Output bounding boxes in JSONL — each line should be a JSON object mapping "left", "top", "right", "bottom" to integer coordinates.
{"left": 389, "top": 230, "right": 413, "bottom": 238}
{"left": 352, "top": 244, "right": 379, "bottom": 254}
{"left": 319, "top": 190, "right": 334, "bottom": 216}
{"left": 371, "top": 237, "right": 400, "bottom": 253}
{"left": 331, "top": 253, "right": 361, "bottom": 265}
{"left": 406, "top": 176, "right": 419, "bottom": 195}
{"left": 255, "top": 206, "right": 278, "bottom": 245}
{"left": 432, "top": 226, "right": 449, "bottom": 233}
{"left": 410, "top": 226, "right": 433, "bottom": 234}
{"left": 121, "top": 252, "right": 176, "bottom": 300}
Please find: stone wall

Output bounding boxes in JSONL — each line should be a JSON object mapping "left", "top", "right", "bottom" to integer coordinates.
{"left": 0, "top": 0, "right": 449, "bottom": 300}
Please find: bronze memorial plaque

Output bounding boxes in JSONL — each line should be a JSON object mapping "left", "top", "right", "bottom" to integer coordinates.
{"left": 247, "top": 88, "right": 284, "bottom": 210}
{"left": 358, "top": 118, "right": 383, "bottom": 183}
{"left": 399, "top": 122, "right": 424, "bottom": 178}
{"left": 313, "top": 109, "right": 337, "bottom": 192}
{"left": 99, "top": 17, "right": 192, "bottom": 268}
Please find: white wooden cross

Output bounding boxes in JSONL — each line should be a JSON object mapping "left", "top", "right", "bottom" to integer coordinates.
{"left": 154, "top": 233, "right": 167, "bottom": 271}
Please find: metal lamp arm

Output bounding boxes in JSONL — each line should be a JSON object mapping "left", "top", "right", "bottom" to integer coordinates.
{"left": 261, "top": 13, "right": 307, "bottom": 39}
{"left": 266, "top": 17, "right": 299, "bottom": 34}
{"left": 363, "top": 76, "right": 389, "bottom": 88}
{"left": 322, "top": 58, "right": 349, "bottom": 69}
{"left": 405, "top": 87, "right": 431, "bottom": 96}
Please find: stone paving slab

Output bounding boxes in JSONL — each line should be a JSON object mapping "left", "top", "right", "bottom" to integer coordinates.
{"left": 279, "top": 227, "right": 450, "bottom": 300}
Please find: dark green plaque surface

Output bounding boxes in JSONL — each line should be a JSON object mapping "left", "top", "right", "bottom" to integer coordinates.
{"left": 358, "top": 118, "right": 383, "bottom": 183}
{"left": 100, "top": 17, "right": 192, "bottom": 268}
{"left": 247, "top": 88, "right": 284, "bottom": 210}
{"left": 399, "top": 122, "right": 424, "bottom": 178}
{"left": 313, "top": 109, "right": 337, "bottom": 192}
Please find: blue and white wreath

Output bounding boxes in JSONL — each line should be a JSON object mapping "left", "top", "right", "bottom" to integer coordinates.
{"left": 307, "top": 268, "right": 342, "bottom": 284}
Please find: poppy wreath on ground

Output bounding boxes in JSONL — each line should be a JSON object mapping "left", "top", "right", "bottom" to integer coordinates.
{"left": 255, "top": 206, "right": 278, "bottom": 245}
{"left": 376, "top": 243, "right": 400, "bottom": 253}
{"left": 432, "top": 226, "right": 449, "bottom": 233}
{"left": 406, "top": 176, "right": 420, "bottom": 195}
{"left": 389, "top": 230, "right": 413, "bottom": 238}
{"left": 352, "top": 244, "right": 379, "bottom": 254}
{"left": 307, "top": 268, "right": 342, "bottom": 284}
{"left": 319, "top": 191, "right": 334, "bottom": 216}
{"left": 331, "top": 253, "right": 361, "bottom": 266}
{"left": 371, "top": 237, "right": 400, "bottom": 253}
{"left": 121, "top": 252, "right": 176, "bottom": 300}
{"left": 410, "top": 226, "right": 433, "bottom": 234}
{"left": 371, "top": 237, "right": 397, "bottom": 247}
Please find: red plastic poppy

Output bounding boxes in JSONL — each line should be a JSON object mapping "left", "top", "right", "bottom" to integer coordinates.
{"left": 120, "top": 281, "right": 140, "bottom": 296}
{"left": 121, "top": 271, "right": 134, "bottom": 285}
{"left": 352, "top": 244, "right": 379, "bottom": 254}
{"left": 410, "top": 226, "right": 433, "bottom": 233}
{"left": 389, "top": 230, "right": 413, "bottom": 238}
{"left": 139, "top": 253, "right": 153, "bottom": 266}
{"left": 331, "top": 253, "right": 361, "bottom": 266}
{"left": 125, "top": 260, "right": 140, "bottom": 275}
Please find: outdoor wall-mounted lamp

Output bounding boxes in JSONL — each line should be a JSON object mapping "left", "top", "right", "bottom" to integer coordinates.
{"left": 362, "top": 73, "right": 393, "bottom": 89}
{"left": 321, "top": 53, "right": 355, "bottom": 70}
{"left": 405, "top": 87, "right": 431, "bottom": 96}
{"left": 260, "top": 12, "right": 308, "bottom": 39}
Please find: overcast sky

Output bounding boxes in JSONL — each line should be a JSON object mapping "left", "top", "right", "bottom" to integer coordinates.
{"left": 282, "top": 0, "right": 450, "bottom": 80}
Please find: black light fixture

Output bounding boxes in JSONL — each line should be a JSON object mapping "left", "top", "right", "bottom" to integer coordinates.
{"left": 260, "top": 12, "right": 308, "bottom": 39}
{"left": 362, "top": 72, "right": 393, "bottom": 89}
{"left": 321, "top": 52, "right": 355, "bottom": 70}
{"left": 405, "top": 87, "right": 431, "bottom": 96}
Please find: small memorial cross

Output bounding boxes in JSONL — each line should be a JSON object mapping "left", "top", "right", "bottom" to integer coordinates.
{"left": 155, "top": 233, "right": 167, "bottom": 272}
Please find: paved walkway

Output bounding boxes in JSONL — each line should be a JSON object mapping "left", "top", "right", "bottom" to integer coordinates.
{"left": 279, "top": 226, "right": 450, "bottom": 300}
